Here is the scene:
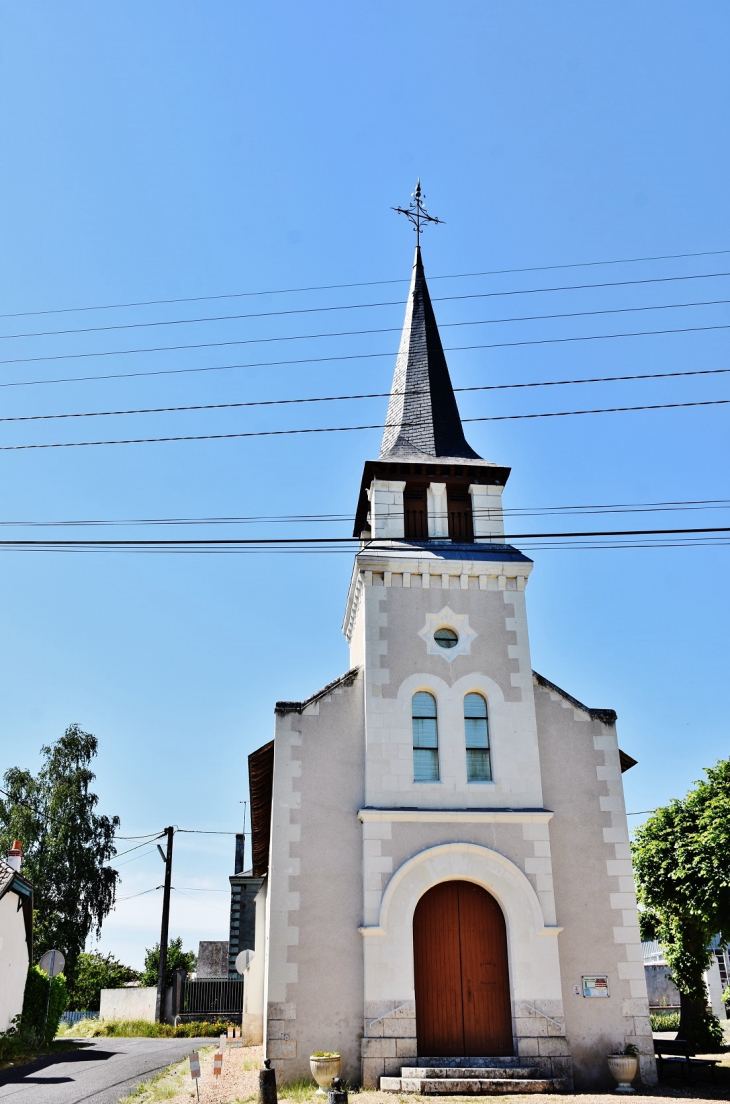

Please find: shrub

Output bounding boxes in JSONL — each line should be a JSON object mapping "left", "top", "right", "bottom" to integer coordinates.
{"left": 21, "top": 965, "right": 68, "bottom": 1045}
{"left": 650, "top": 1010, "right": 680, "bottom": 1032}
{"left": 58, "top": 1018, "right": 240, "bottom": 1039}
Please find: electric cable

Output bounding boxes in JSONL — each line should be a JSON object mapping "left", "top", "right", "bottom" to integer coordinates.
{"left": 1, "top": 498, "right": 729, "bottom": 529}
{"left": 3, "top": 364, "right": 729, "bottom": 425}
{"left": 3, "top": 246, "right": 729, "bottom": 319}
{"left": 3, "top": 272, "right": 730, "bottom": 342}
{"left": 0, "top": 397, "right": 727, "bottom": 451}
{"left": 115, "top": 886, "right": 163, "bottom": 903}
{"left": 3, "top": 294, "right": 730, "bottom": 369}
{"left": 111, "top": 834, "right": 166, "bottom": 859}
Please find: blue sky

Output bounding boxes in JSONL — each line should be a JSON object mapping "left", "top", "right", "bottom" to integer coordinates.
{"left": 0, "top": 1, "right": 728, "bottom": 969}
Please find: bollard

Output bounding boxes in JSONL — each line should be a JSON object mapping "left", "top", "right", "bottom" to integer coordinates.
{"left": 259, "top": 1058, "right": 278, "bottom": 1104}
{"left": 328, "top": 1077, "right": 347, "bottom": 1104}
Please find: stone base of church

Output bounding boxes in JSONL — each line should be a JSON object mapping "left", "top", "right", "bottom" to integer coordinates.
{"left": 361, "top": 1000, "right": 418, "bottom": 1087}
{"left": 359, "top": 999, "right": 574, "bottom": 1089}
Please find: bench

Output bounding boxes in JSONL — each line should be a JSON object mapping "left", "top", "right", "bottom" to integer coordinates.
{"left": 654, "top": 1039, "right": 720, "bottom": 1082}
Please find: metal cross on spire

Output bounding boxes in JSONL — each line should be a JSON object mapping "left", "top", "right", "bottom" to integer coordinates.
{"left": 392, "top": 178, "right": 444, "bottom": 242}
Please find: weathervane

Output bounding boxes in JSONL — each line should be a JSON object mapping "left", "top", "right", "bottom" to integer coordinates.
{"left": 392, "top": 178, "right": 443, "bottom": 243}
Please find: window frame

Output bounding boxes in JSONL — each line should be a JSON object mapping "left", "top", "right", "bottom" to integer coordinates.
{"left": 464, "top": 692, "right": 492, "bottom": 783}
{"left": 412, "top": 690, "right": 440, "bottom": 783}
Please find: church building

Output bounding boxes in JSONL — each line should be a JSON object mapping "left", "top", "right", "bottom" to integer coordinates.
{"left": 244, "top": 233, "right": 656, "bottom": 1092}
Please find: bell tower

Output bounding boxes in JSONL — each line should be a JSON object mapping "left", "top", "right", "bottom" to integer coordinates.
{"left": 343, "top": 225, "right": 543, "bottom": 812}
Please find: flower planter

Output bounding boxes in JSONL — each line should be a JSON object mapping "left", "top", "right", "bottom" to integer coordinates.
{"left": 310, "top": 1055, "right": 341, "bottom": 1095}
{"left": 607, "top": 1054, "right": 638, "bottom": 1093}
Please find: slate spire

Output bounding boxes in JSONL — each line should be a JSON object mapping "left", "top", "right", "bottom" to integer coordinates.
{"left": 380, "top": 246, "right": 482, "bottom": 462}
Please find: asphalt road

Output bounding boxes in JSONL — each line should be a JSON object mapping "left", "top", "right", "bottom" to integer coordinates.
{"left": 0, "top": 1037, "right": 207, "bottom": 1104}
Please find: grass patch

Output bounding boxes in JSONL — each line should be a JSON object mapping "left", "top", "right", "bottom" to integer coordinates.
{"left": 278, "top": 1079, "right": 318, "bottom": 1103}
{"left": 57, "top": 1019, "right": 239, "bottom": 1039}
{"left": 650, "top": 1010, "right": 680, "bottom": 1032}
{"left": 117, "top": 1050, "right": 215, "bottom": 1104}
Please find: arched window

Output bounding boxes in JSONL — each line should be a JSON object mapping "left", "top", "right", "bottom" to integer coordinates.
{"left": 464, "top": 693, "right": 491, "bottom": 782}
{"left": 412, "top": 691, "right": 439, "bottom": 782}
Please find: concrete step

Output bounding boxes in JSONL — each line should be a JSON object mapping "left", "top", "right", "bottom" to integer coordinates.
{"left": 401, "top": 1068, "right": 542, "bottom": 1080}
{"left": 380, "top": 1077, "right": 569, "bottom": 1095}
{"left": 416, "top": 1057, "right": 524, "bottom": 1068}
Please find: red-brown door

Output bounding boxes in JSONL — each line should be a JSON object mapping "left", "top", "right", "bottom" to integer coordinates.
{"left": 413, "top": 881, "right": 513, "bottom": 1057}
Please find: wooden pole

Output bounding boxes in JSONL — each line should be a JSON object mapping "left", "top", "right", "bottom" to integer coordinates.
{"left": 155, "top": 826, "right": 174, "bottom": 1022}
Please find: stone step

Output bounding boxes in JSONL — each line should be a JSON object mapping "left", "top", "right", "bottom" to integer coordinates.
{"left": 416, "top": 1057, "right": 524, "bottom": 1068}
{"left": 381, "top": 1077, "right": 569, "bottom": 1095}
{"left": 401, "top": 1068, "right": 542, "bottom": 1080}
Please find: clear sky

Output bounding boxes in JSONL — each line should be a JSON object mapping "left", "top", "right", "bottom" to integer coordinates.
{"left": 0, "top": 1, "right": 728, "bottom": 970}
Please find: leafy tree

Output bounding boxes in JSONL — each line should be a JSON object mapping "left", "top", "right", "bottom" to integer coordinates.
{"left": 0, "top": 725, "right": 120, "bottom": 989}
{"left": 67, "top": 951, "right": 139, "bottom": 1011}
{"left": 632, "top": 758, "right": 730, "bottom": 1050}
{"left": 140, "top": 938, "right": 197, "bottom": 988}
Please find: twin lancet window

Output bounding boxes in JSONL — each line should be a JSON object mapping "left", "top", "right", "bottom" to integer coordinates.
{"left": 411, "top": 691, "right": 492, "bottom": 784}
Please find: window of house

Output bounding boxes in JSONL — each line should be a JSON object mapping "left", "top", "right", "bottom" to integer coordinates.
{"left": 464, "top": 693, "right": 491, "bottom": 782}
{"left": 412, "top": 691, "right": 439, "bottom": 782}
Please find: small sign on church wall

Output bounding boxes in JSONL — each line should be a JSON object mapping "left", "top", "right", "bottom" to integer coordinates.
{"left": 582, "top": 975, "right": 609, "bottom": 997}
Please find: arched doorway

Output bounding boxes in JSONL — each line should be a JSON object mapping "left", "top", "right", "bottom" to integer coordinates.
{"left": 413, "top": 880, "right": 513, "bottom": 1057}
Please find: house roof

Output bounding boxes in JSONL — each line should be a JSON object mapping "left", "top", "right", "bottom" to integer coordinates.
{"left": 532, "top": 670, "right": 637, "bottom": 771}
{"left": 0, "top": 857, "right": 32, "bottom": 902}
{"left": 0, "top": 857, "right": 34, "bottom": 955}
{"left": 274, "top": 667, "right": 361, "bottom": 715}
{"left": 379, "top": 246, "right": 483, "bottom": 463}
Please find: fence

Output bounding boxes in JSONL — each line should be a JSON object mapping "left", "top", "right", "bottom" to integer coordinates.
{"left": 61, "top": 1011, "right": 100, "bottom": 1024}
{"left": 180, "top": 978, "right": 243, "bottom": 1022}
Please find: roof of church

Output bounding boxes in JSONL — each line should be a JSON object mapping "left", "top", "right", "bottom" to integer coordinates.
{"left": 379, "top": 246, "right": 484, "bottom": 464}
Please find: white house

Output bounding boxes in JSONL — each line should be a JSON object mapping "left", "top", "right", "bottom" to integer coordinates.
{"left": 245, "top": 245, "right": 656, "bottom": 1092}
{"left": 0, "top": 842, "right": 33, "bottom": 1033}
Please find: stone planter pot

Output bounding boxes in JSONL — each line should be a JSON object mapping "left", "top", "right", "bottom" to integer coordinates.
{"left": 310, "top": 1056, "right": 341, "bottom": 1095}
{"left": 607, "top": 1054, "right": 638, "bottom": 1093}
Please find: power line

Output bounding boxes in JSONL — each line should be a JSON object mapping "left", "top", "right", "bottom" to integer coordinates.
{"left": 3, "top": 323, "right": 729, "bottom": 392}
{"left": 3, "top": 365, "right": 729, "bottom": 425}
{"left": 2, "top": 294, "right": 730, "bottom": 368}
{"left": 3, "top": 272, "right": 730, "bottom": 342}
{"left": 1, "top": 498, "right": 729, "bottom": 529}
{"left": 3, "top": 246, "right": 729, "bottom": 320}
{"left": 0, "top": 397, "right": 727, "bottom": 451}
{"left": 0, "top": 525, "right": 730, "bottom": 552}
{"left": 111, "top": 834, "right": 165, "bottom": 860}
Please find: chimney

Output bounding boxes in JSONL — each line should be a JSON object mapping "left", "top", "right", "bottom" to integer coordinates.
{"left": 234, "top": 833, "right": 244, "bottom": 875}
{"left": 7, "top": 840, "right": 22, "bottom": 872}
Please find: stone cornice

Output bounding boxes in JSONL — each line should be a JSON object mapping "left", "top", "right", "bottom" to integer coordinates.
{"left": 357, "top": 808, "right": 554, "bottom": 824}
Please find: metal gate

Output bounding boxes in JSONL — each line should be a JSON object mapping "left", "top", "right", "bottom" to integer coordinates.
{"left": 180, "top": 978, "right": 243, "bottom": 1021}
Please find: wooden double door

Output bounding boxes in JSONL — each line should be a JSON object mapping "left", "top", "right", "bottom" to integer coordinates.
{"left": 413, "top": 881, "right": 513, "bottom": 1057}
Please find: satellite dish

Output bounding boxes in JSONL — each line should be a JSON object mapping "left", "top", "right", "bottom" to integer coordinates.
{"left": 38, "top": 949, "right": 65, "bottom": 978}
{"left": 235, "top": 949, "right": 254, "bottom": 974}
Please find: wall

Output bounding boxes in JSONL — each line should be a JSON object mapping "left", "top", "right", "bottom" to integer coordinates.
{"left": 264, "top": 674, "right": 365, "bottom": 1085}
{"left": 534, "top": 680, "right": 657, "bottom": 1089}
{"left": 0, "top": 891, "right": 29, "bottom": 1032}
{"left": 100, "top": 986, "right": 156, "bottom": 1022}
{"left": 644, "top": 964, "right": 680, "bottom": 1009}
{"left": 197, "top": 941, "right": 229, "bottom": 978}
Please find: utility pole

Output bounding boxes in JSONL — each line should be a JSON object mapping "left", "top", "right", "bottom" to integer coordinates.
{"left": 155, "top": 826, "right": 174, "bottom": 1023}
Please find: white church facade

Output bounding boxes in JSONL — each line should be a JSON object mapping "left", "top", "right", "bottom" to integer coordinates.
{"left": 244, "top": 242, "right": 656, "bottom": 1092}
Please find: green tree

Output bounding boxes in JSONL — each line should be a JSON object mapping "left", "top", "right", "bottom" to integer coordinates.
{"left": 67, "top": 951, "right": 139, "bottom": 1011}
{"left": 632, "top": 757, "right": 730, "bottom": 1050}
{"left": 0, "top": 725, "right": 120, "bottom": 989}
{"left": 140, "top": 938, "right": 197, "bottom": 988}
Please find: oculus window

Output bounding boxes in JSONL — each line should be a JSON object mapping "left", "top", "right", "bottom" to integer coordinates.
{"left": 434, "top": 628, "right": 458, "bottom": 649}
{"left": 412, "top": 691, "right": 439, "bottom": 782}
{"left": 464, "top": 693, "right": 491, "bottom": 782}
